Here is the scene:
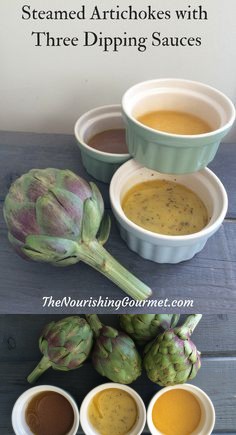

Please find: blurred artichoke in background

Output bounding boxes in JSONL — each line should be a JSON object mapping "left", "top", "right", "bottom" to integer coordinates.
{"left": 119, "top": 314, "right": 180, "bottom": 345}
{"left": 86, "top": 314, "right": 142, "bottom": 384}
{"left": 27, "top": 316, "right": 93, "bottom": 383}
{"left": 4, "top": 168, "right": 152, "bottom": 300}
{"left": 143, "top": 314, "right": 202, "bottom": 386}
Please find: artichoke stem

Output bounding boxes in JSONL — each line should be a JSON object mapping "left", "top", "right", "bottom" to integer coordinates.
{"left": 178, "top": 314, "right": 202, "bottom": 338}
{"left": 86, "top": 314, "right": 103, "bottom": 337}
{"left": 27, "top": 356, "right": 52, "bottom": 383}
{"left": 77, "top": 240, "right": 152, "bottom": 301}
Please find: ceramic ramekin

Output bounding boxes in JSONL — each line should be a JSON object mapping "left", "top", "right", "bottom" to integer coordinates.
{"left": 110, "top": 159, "right": 228, "bottom": 264}
{"left": 122, "top": 78, "right": 235, "bottom": 173}
{"left": 74, "top": 104, "right": 130, "bottom": 183}
{"left": 80, "top": 383, "right": 146, "bottom": 435}
{"left": 12, "top": 385, "right": 80, "bottom": 435}
{"left": 147, "top": 384, "right": 215, "bottom": 435}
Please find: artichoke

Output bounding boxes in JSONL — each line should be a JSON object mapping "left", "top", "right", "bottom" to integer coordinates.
{"left": 27, "top": 316, "right": 93, "bottom": 383}
{"left": 3, "top": 168, "right": 152, "bottom": 300}
{"left": 86, "top": 314, "right": 142, "bottom": 384}
{"left": 143, "top": 314, "right": 202, "bottom": 386}
{"left": 119, "top": 314, "right": 180, "bottom": 345}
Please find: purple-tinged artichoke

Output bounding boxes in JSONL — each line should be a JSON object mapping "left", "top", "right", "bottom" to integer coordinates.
{"left": 143, "top": 314, "right": 202, "bottom": 386}
{"left": 119, "top": 314, "right": 180, "bottom": 345}
{"left": 3, "top": 168, "right": 152, "bottom": 300}
{"left": 86, "top": 315, "right": 142, "bottom": 384}
{"left": 27, "top": 316, "right": 93, "bottom": 383}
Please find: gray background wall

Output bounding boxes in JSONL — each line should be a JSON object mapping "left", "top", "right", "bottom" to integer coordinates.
{"left": 1, "top": 0, "right": 236, "bottom": 141}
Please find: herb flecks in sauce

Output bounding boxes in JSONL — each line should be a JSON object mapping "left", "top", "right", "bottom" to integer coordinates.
{"left": 88, "top": 388, "right": 138, "bottom": 435}
{"left": 122, "top": 180, "right": 208, "bottom": 235}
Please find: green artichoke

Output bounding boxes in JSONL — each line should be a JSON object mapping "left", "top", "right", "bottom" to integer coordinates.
{"left": 27, "top": 316, "right": 93, "bottom": 383}
{"left": 119, "top": 314, "right": 180, "bottom": 345}
{"left": 3, "top": 168, "right": 152, "bottom": 300}
{"left": 143, "top": 314, "right": 202, "bottom": 386}
{"left": 86, "top": 314, "right": 142, "bottom": 384}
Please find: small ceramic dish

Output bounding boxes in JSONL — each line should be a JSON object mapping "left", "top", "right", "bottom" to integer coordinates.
{"left": 80, "top": 382, "right": 146, "bottom": 435}
{"left": 122, "top": 78, "right": 235, "bottom": 173}
{"left": 110, "top": 159, "right": 228, "bottom": 263}
{"left": 11, "top": 385, "right": 80, "bottom": 435}
{"left": 147, "top": 384, "right": 215, "bottom": 435}
{"left": 74, "top": 104, "right": 130, "bottom": 183}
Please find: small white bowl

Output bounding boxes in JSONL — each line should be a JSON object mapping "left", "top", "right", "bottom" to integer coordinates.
{"left": 74, "top": 104, "right": 130, "bottom": 183}
{"left": 110, "top": 159, "right": 228, "bottom": 263}
{"left": 80, "top": 383, "right": 146, "bottom": 435}
{"left": 147, "top": 384, "right": 215, "bottom": 435}
{"left": 12, "top": 385, "right": 80, "bottom": 435}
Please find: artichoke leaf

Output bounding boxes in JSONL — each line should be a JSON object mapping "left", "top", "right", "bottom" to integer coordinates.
{"left": 82, "top": 183, "right": 104, "bottom": 242}
{"left": 97, "top": 213, "right": 111, "bottom": 245}
{"left": 22, "top": 235, "right": 78, "bottom": 263}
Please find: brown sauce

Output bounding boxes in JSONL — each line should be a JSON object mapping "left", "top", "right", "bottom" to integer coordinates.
{"left": 87, "top": 129, "right": 128, "bottom": 154}
{"left": 25, "top": 391, "right": 74, "bottom": 435}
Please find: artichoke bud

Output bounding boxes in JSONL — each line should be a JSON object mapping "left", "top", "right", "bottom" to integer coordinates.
{"left": 86, "top": 315, "right": 142, "bottom": 384}
{"left": 143, "top": 314, "right": 202, "bottom": 387}
{"left": 82, "top": 183, "right": 104, "bottom": 242}
{"left": 119, "top": 314, "right": 180, "bottom": 345}
{"left": 27, "top": 316, "right": 93, "bottom": 383}
{"left": 4, "top": 168, "right": 152, "bottom": 301}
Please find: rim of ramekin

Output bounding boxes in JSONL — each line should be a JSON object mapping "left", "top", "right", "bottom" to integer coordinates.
{"left": 110, "top": 159, "right": 228, "bottom": 242}
{"left": 122, "top": 78, "right": 235, "bottom": 140}
{"left": 11, "top": 385, "right": 80, "bottom": 435}
{"left": 74, "top": 104, "right": 130, "bottom": 158}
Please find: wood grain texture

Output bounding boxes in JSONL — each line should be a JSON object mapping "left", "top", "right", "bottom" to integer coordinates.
{"left": 0, "top": 213, "right": 235, "bottom": 314}
{"left": 0, "top": 315, "right": 236, "bottom": 434}
{"left": 0, "top": 131, "right": 236, "bottom": 314}
{"left": 1, "top": 315, "right": 236, "bottom": 361}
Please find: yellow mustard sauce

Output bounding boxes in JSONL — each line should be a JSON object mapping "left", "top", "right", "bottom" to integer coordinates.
{"left": 88, "top": 388, "right": 138, "bottom": 435}
{"left": 137, "top": 110, "right": 212, "bottom": 135}
{"left": 152, "top": 389, "right": 202, "bottom": 435}
{"left": 122, "top": 180, "right": 208, "bottom": 236}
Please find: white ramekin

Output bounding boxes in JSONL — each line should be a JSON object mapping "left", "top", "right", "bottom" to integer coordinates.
{"left": 110, "top": 159, "right": 228, "bottom": 263}
{"left": 80, "top": 383, "right": 146, "bottom": 435}
{"left": 12, "top": 385, "right": 80, "bottom": 435}
{"left": 74, "top": 104, "right": 130, "bottom": 183}
{"left": 122, "top": 78, "right": 235, "bottom": 173}
{"left": 147, "top": 384, "right": 215, "bottom": 435}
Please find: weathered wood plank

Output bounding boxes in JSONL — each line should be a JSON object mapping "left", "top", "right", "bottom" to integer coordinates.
{"left": 1, "top": 315, "right": 236, "bottom": 363}
{"left": 0, "top": 211, "right": 235, "bottom": 313}
{"left": 0, "top": 358, "right": 235, "bottom": 433}
{"left": 0, "top": 131, "right": 235, "bottom": 217}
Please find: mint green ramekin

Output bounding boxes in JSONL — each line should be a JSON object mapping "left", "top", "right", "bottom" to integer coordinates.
{"left": 74, "top": 105, "right": 130, "bottom": 183}
{"left": 122, "top": 79, "right": 235, "bottom": 174}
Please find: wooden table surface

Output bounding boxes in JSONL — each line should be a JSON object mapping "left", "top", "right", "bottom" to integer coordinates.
{"left": 0, "top": 314, "right": 236, "bottom": 434}
{"left": 0, "top": 131, "right": 235, "bottom": 314}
